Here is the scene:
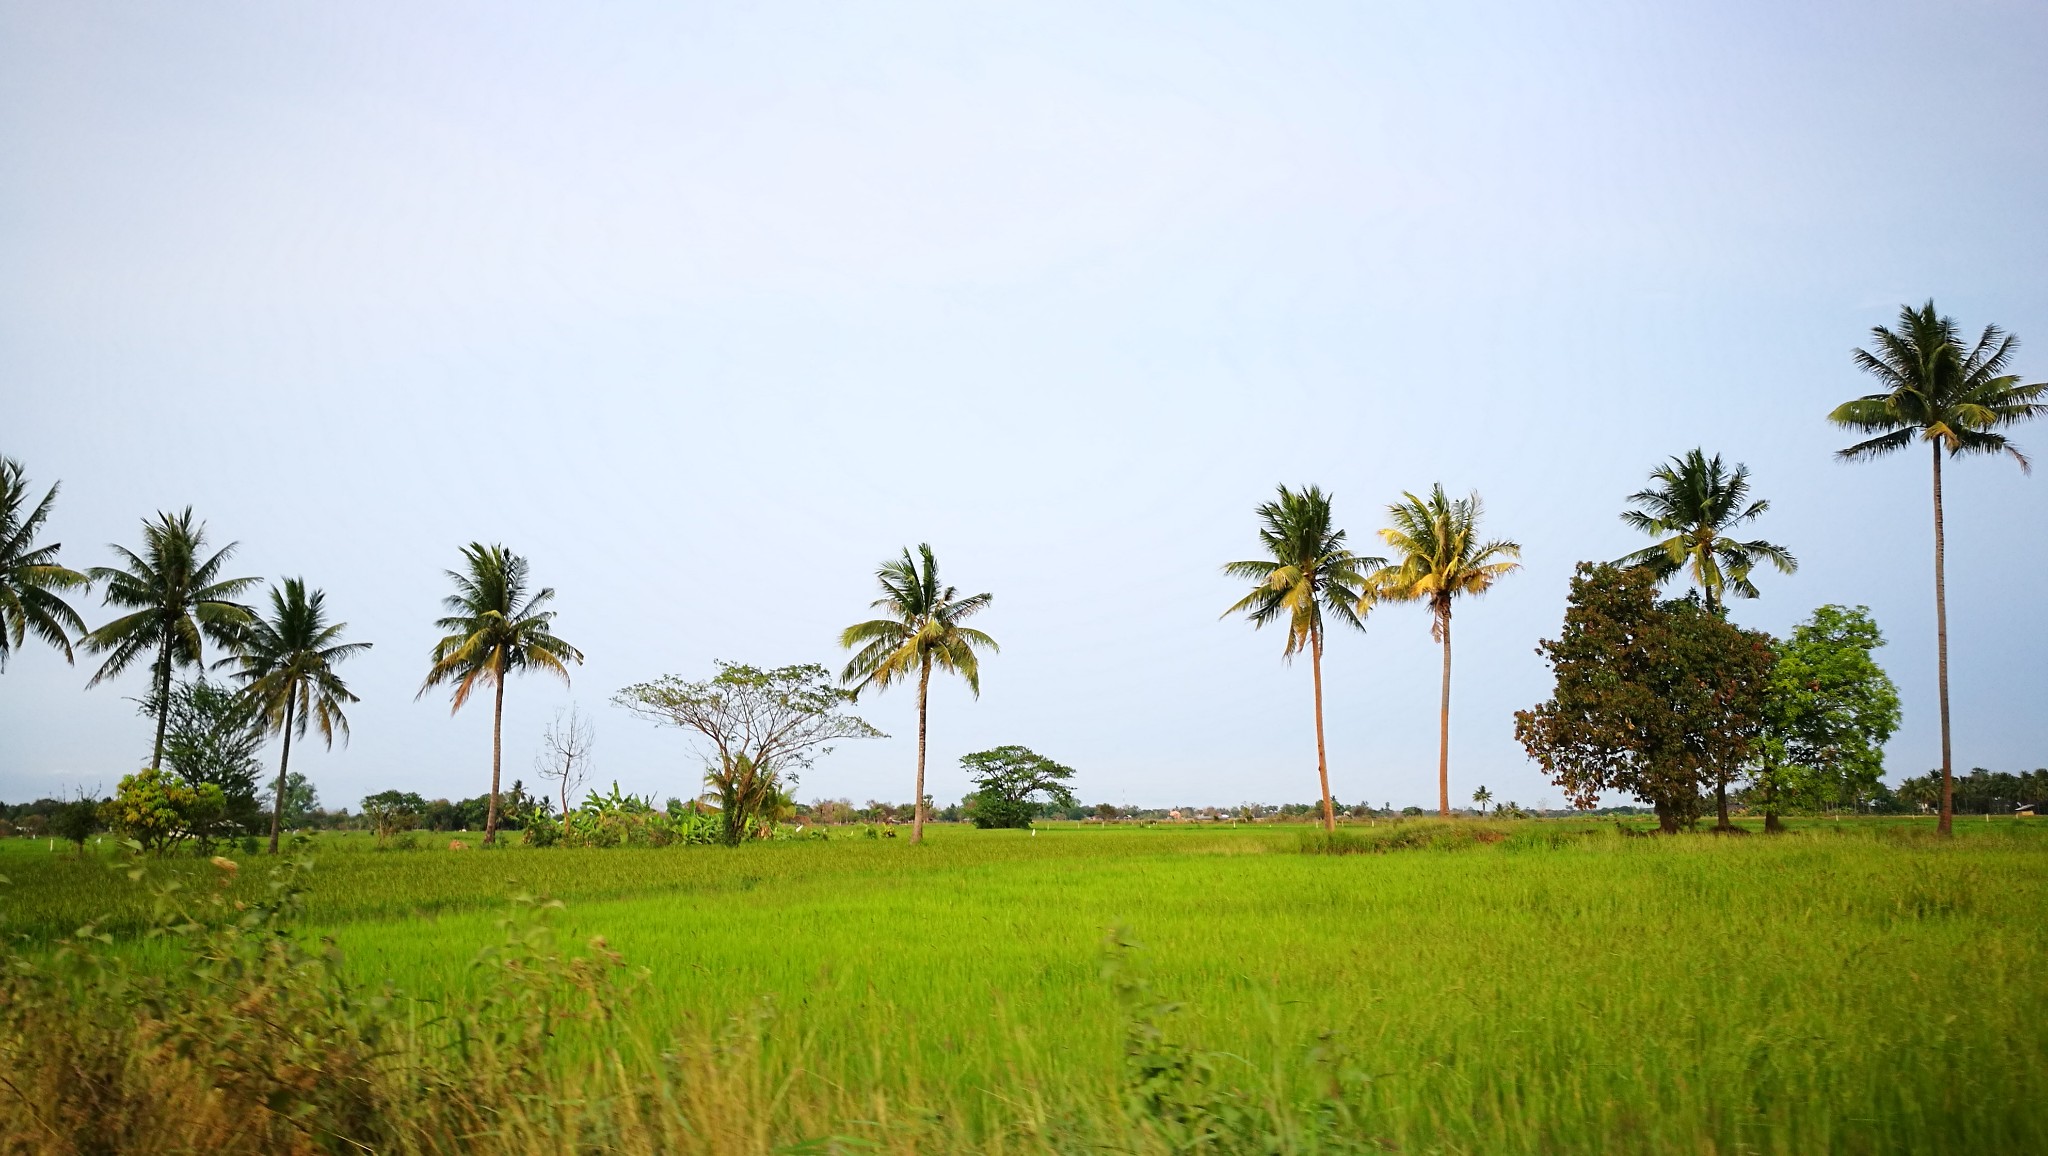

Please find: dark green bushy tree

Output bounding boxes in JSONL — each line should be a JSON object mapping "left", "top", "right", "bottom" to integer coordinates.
{"left": 962, "top": 745, "right": 1078, "bottom": 829}
{"left": 153, "top": 676, "right": 267, "bottom": 835}
{"left": 1514, "top": 565, "right": 1774, "bottom": 833}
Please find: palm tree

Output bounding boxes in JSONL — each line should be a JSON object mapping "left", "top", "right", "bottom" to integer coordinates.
{"left": 1617, "top": 450, "right": 1797, "bottom": 612}
{"left": 0, "top": 457, "right": 90, "bottom": 670}
{"left": 1374, "top": 485, "right": 1521, "bottom": 817}
{"left": 81, "top": 509, "right": 257, "bottom": 770}
{"left": 232, "top": 578, "right": 371, "bottom": 853}
{"left": 839, "top": 544, "right": 997, "bottom": 846}
{"left": 1829, "top": 301, "right": 2045, "bottom": 836}
{"left": 419, "top": 544, "right": 583, "bottom": 845}
{"left": 1223, "top": 485, "right": 1383, "bottom": 833}
{"left": 1472, "top": 785, "right": 1493, "bottom": 816}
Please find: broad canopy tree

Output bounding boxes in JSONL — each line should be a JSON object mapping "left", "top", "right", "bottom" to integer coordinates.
{"left": 616, "top": 661, "right": 882, "bottom": 845}
{"left": 1515, "top": 564, "right": 1775, "bottom": 833}
{"left": 1751, "top": 605, "right": 1901, "bottom": 829}
{"left": 961, "top": 745, "right": 1078, "bottom": 829}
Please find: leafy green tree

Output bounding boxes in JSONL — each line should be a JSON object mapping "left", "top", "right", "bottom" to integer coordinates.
{"left": 232, "top": 578, "right": 370, "bottom": 853}
{"left": 839, "top": 544, "right": 997, "bottom": 846}
{"left": 1373, "top": 484, "right": 1520, "bottom": 816}
{"left": 1222, "top": 485, "right": 1383, "bottom": 833}
{"left": 1828, "top": 301, "right": 2045, "bottom": 835}
{"left": 961, "top": 745, "right": 1078, "bottom": 829}
{"left": 1617, "top": 449, "right": 1797, "bottom": 612}
{"left": 262, "top": 771, "right": 318, "bottom": 830}
{"left": 419, "top": 544, "right": 583, "bottom": 846}
{"left": 1514, "top": 565, "right": 1774, "bottom": 833}
{"left": 51, "top": 795, "right": 101, "bottom": 855}
{"left": 154, "top": 676, "right": 267, "bottom": 834}
{"left": 81, "top": 509, "right": 258, "bottom": 771}
{"left": 99, "top": 767, "right": 226, "bottom": 855}
{"left": 360, "top": 790, "right": 428, "bottom": 842}
{"left": 0, "top": 456, "right": 90, "bottom": 670}
{"left": 617, "top": 662, "right": 882, "bottom": 845}
{"left": 1750, "top": 605, "right": 1902, "bottom": 830}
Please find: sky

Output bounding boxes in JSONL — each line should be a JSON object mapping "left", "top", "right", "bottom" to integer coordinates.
{"left": 3, "top": 0, "right": 2045, "bottom": 814}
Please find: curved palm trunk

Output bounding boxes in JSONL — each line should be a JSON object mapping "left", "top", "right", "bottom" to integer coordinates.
{"left": 150, "top": 634, "right": 173, "bottom": 770}
{"left": 268, "top": 695, "right": 296, "bottom": 854}
{"left": 1437, "top": 609, "right": 1452, "bottom": 818}
{"left": 912, "top": 658, "right": 931, "bottom": 845}
{"left": 1311, "top": 626, "right": 1334, "bottom": 833}
{"left": 485, "top": 671, "right": 505, "bottom": 845}
{"left": 1932, "top": 445, "right": 1954, "bottom": 837}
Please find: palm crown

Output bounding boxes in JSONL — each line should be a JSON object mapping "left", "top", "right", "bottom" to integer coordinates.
{"left": 1374, "top": 485, "right": 1521, "bottom": 634}
{"left": 234, "top": 576, "right": 370, "bottom": 852}
{"left": 419, "top": 543, "right": 582, "bottom": 706}
{"left": 1830, "top": 301, "right": 2047, "bottom": 467}
{"left": 840, "top": 544, "right": 998, "bottom": 696}
{"left": 1223, "top": 485, "right": 1384, "bottom": 657}
{"left": 81, "top": 508, "right": 257, "bottom": 768}
{"left": 0, "top": 457, "right": 90, "bottom": 670}
{"left": 1616, "top": 449, "right": 1795, "bottom": 610}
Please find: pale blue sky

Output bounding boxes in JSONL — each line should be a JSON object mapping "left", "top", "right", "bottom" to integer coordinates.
{"left": 4, "top": 1, "right": 2044, "bottom": 812}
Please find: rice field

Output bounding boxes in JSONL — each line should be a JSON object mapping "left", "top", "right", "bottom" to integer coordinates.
{"left": 4, "top": 818, "right": 2045, "bottom": 1153}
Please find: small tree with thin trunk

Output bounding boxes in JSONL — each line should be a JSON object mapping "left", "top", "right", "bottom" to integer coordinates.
{"left": 615, "top": 662, "right": 881, "bottom": 845}
{"left": 536, "top": 703, "right": 596, "bottom": 818}
{"left": 1827, "top": 301, "right": 2044, "bottom": 836}
{"left": 1223, "top": 485, "right": 1383, "bottom": 833}
{"left": 839, "top": 545, "right": 997, "bottom": 846}
{"left": 419, "top": 544, "right": 583, "bottom": 846}
{"left": 1372, "top": 484, "right": 1520, "bottom": 817}
{"left": 232, "top": 578, "right": 369, "bottom": 853}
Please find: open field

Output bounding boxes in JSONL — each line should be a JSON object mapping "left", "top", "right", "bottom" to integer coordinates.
{"left": 4, "top": 818, "right": 2046, "bottom": 1153}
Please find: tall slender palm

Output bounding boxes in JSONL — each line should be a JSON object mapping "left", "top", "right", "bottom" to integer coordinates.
{"left": 81, "top": 509, "right": 257, "bottom": 770}
{"left": 1223, "top": 485, "right": 1383, "bottom": 833}
{"left": 1617, "top": 449, "right": 1797, "bottom": 612}
{"left": 1829, "top": 301, "right": 2045, "bottom": 836}
{"left": 0, "top": 457, "right": 90, "bottom": 670}
{"left": 233, "top": 578, "right": 371, "bottom": 853}
{"left": 840, "top": 544, "right": 997, "bottom": 845}
{"left": 419, "top": 544, "right": 583, "bottom": 845}
{"left": 1374, "top": 484, "right": 1520, "bottom": 817}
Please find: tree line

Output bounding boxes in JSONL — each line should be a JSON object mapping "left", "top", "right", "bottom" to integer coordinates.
{"left": 1, "top": 300, "right": 2041, "bottom": 847}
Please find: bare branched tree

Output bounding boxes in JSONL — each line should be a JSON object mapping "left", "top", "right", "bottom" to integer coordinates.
{"left": 535, "top": 703, "right": 595, "bottom": 818}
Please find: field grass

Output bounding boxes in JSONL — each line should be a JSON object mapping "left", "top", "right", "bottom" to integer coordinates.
{"left": 4, "top": 818, "right": 2045, "bottom": 1153}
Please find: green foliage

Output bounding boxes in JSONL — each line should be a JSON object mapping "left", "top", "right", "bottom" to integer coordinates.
{"left": 1615, "top": 449, "right": 1796, "bottom": 608}
{"left": 362, "top": 789, "right": 429, "bottom": 841}
{"left": 961, "top": 745, "right": 1077, "bottom": 829}
{"left": 1515, "top": 564, "right": 1775, "bottom": 832}
{"left": 1222, "top": 484, "right": 1382, "bottom": 658}
{"left": 152, "top": 675, "right": 267, "bottom": 833}
{"left": 263, "top": 770, "right": 319, "bottom": 828}
{"left": 617, "top": 662, "right": 881, "bottom": 846}
{"left": 99, "top": 767, "right": 227, "bottom": 854}
{"left": 50, "top": 797, "right": 101, "bottom": 852}
{"left": 1830, "top": 301, "right": 2047, "bottom": 468}
{"left": 0, "top": 455, "right": 90, "bottom": 670}
{"left": 1751, "top": 605, "right": 1902, "bottom": 820}
{"left": 231, "top": 576, "right": 370, "bottom": 850}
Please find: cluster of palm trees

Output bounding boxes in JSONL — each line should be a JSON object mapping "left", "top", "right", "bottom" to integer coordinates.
{"left": 2, "top": 300, "right": 2041, "bottom": 842}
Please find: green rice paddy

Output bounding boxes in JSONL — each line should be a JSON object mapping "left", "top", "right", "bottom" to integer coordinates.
{"left": 5, "top": 819, "right": 2045, "bottom": 1153}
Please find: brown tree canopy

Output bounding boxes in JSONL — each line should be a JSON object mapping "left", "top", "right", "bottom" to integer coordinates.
{"left": 1514, "top": 564, "right": 1774, "bottom": 832}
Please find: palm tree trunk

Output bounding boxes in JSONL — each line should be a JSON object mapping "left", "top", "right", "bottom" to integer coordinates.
{"left": 1437, "top": 609, "right": 1452, "bottom": 818}
{"left": 485, "top": 671, "right": 505, "bottom": 846}
{"left": 912, "top": 658, "right": 931, "bottom": 845}
{"left": 150, "top": 635, "right": 173, "bottom": 770}
{"left": 1929, "top": 444, "right": 1955, "bottom": 836}
{"left": 269, "top": 695, "right": 296, "bottom": 854}
{"left": 1311, "top": 625, "right": 1334, "bottom": 832}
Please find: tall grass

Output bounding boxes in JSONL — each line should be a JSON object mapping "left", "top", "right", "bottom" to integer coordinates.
{"left": 3, "top": 820, "right": 2044, "bottom": 1153}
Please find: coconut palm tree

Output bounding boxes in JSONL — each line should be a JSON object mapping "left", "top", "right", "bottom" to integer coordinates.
{"left": 1374, "top": 485, "right": 1521, "bottom": 817}
{"left": 1472, "top": 785, "right": 1493, "bottom": 816}
{"left": 0, "top": 457, "right": 90, "bottom": 671}
{"left": 839, "top": 543, "right": 997, "bottom": 846}
{"left": 81, "top": 508, "right": 257, "bottom": 770}
{"left": 419, "top": 544, "right": 583, "bottom": 845}
{"left": 232, "top": 578, "right": 371, "bottom": 853}
{"left": 1223, "top": 485, "right": 1383, "bottom": 833}
{"left": 1829, "top": 301, "right": 2045, "bottom": 836}
{"left": 1616, "top": 450, "right": 1797, "bottom": 612}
